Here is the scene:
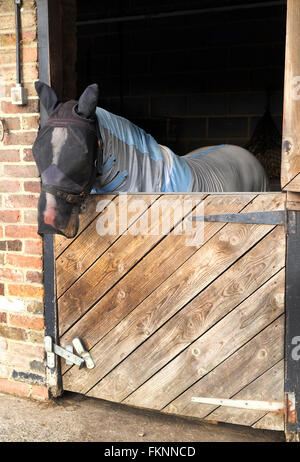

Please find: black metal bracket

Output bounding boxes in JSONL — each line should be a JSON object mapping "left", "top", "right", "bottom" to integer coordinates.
{"left": 285, "top": 210, "right": 300, "bottom": 435}
{"left": 37, "top": 0, "right": 62, "bottom": 398}
{"left": 192, "top": 210, "right": 296, "bottom": 234}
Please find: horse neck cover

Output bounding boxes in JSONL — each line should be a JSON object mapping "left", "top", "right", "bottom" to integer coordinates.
{"left": 92, "top": 108, "right": 267, "bottom": 195}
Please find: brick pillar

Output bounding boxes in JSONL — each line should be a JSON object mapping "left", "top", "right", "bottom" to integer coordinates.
{"left": 0, "top": 0, "right": 48, "bottom": 400}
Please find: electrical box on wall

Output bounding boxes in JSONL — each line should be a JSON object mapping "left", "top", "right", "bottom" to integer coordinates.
{"left": 11, "top": 84, "right": 27, "bottom": 105}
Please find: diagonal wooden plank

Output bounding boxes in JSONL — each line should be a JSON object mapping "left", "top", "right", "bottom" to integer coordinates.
{"left": 62, "top": 193, "right": 284, "bottom": 396}
{"left": 283, "top": 172, "right": 300, "bottom": 192}
{"left": 58, "top": 194, "right": 204, "bottom": 335}
{"left": 281, "top": 0, "right": 300, "bottom": 190}
{"left": 103, "top": 269, "right": 285, "bottom": 408}
{"left": 59, "top": 194, "right": 210, "bottom": 355}
{"left": 205, "top": 360, "right": 284, "bottom": 431}
{"left": 95, "top": 228, "right": 285, "bottom": 403}
{"left": 60, "top": 194, "right": 254, "bottom": 379}
{"left": 55, "top": 194, "right": 117, "bottom": 257}
{"left": 56, "top": 194, "right": 160, "bottom": 297}
{"left": 64, "top": 225, "right": 284, "bottom": 391}
{"left": 252, "top": 398, "right": 285, "bottom": 431}
{"left": 60, "top": 194, "right": 250, "bottom": 352}
{"left": 252, "top": 413, "right": 284, "bottom": 432}
{"left": 163, "top": 317, "right": 284, "bottom": 420}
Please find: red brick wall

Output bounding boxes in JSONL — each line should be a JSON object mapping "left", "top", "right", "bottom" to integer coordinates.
{"left": 0, "top": 0, "right": 48, "bottom": 400}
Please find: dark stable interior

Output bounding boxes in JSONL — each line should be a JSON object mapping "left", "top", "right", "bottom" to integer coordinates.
{"left": 75, "top": 0, "right": 287, "bottom": 190}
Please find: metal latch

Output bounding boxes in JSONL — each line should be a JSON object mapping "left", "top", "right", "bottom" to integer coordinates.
{"left": 45, "top": 336, "right": 95, "bottom": 369}
{"left": 191, "top": 396, "right": 284, "bottom": 412}
{"left": 192, "top": 210, "right": 296, "bottom": 234}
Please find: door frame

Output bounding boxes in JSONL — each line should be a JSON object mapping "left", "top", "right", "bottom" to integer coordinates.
{"left": 38, "top": 0, "right": 300, "bottom": 437}
{"left": 37, "top": 0, "right": 63, "bottom": 397}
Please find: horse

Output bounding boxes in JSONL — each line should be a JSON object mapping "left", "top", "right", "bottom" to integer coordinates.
{"left": 32, "top": 81, "right": 268, "bottom": 238}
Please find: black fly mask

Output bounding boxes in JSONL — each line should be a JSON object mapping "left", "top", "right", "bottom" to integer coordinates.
{"left": 32, "top": 82, "right": 101, "bottom": 238}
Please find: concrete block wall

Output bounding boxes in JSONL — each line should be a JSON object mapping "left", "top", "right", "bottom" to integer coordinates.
{"left": 0, "top": 0, "right": 48, "bottom": 400}
{"left": 77, "top": 0, "right": 286, "bottom": 162}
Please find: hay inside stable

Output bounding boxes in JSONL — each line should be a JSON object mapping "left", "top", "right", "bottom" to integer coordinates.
{"left": 245, "top": 109, "right": 282, "bottom": 179}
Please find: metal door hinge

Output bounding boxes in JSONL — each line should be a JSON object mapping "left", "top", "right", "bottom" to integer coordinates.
{"left": 192, "top": 210, "right": 296, "bottom": 234}
{"left": 191, "top": 396, "right": 284, "bottom": 412}
{"left": 45, "top": 336, "right": 95, "bottom": 369}
{"left": 286, "top": 392, "right": 297, "bottom": 424}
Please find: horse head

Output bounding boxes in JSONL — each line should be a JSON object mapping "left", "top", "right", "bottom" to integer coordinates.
{"left": 33, "top": 82, "right": 101, "bottom": 237}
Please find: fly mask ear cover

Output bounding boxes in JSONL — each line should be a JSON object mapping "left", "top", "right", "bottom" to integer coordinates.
{"left": 32, "top": 100, "right": 101, "bottom": 238}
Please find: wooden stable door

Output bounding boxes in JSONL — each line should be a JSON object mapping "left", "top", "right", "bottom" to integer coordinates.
{"left": 282, "top": 0, "right": 300, "bottom": 191}
{"left": 55, "top": 193, "right": 286, "bottom": 431}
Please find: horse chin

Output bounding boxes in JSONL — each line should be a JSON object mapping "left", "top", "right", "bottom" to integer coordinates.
{"left": 43, "top": 205, "right": 56, "bottom": 228}
{"left": 43, "top": 192, "right": 57, "bottom": 228}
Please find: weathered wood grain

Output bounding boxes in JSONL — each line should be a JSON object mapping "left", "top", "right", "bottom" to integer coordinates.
{"left": 61, "top": 194, "right": 256, "bottom": 387}
{"left": 55, "top": 195, "right": 116, "bottom": 257}
{"left": 163, "top": 317, "right": 284, "bottom": 420}
{"left": 281, "top": 0, "right": 300, "bottom": 190}
{"left": 252, "top": 413, "right": 284, "bottom": 432}
{"left": 252, "top": 390, "right": 285, "bottom": 431}
{"left": 110, "top": 269, "right": 284, "bottom": 408}
{"left": 287, "top": 190, "right": 300, "bottom": 209}
{"left": 66, "top": 225, "right": 285, "bottom": 396}
{"left": 62, "top": 194, "right": 284, "bottom": 396}
{"left": 59, "top": 194, "right": 210, "bottom": 354}
{"left": 58, "top": 194, "right": 196, "bottom": 335}
{"left": 205, "top": 361, "right": 284, "bottom": 431}
{"left": 56, "top": 194, "right": 159, "bottom": 297}
{"left": 57, "top": 192, "right": 286, "bottom": 432}
{"left": 284, "top": 172, "right": 300, "bottom": 193}
{"left": 59, "top": 194, "right": 251, "bottom": 353}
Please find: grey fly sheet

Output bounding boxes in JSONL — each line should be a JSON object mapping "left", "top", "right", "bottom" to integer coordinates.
{"left": 32, "top": 82, "right": 268, "bottom": 238}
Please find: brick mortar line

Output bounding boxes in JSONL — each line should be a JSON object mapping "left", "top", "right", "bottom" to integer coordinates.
{"left": 0, "top": 146, "right": 38, "bottom": 149}
{"left": 5, "top": 272, "right": 42, "bottom": 277}
{"left": 0, "top": 27, "right": 37, "bottom": 33}
{"left": 6, "top": 312, "right": 45, "bottom": 320}
{"left": 0, "top": 295, "right": 42, "bottom": 301}
{"left": 0, "top": 321, "right": 44, "bottom": 330}
{"left": 0, "top": 99, "right": 39, "bottom": 102}
{"left": 0, "top": 64, "right": 38, "bottom": 69}
{"left": 0, "top": 62, "right": 38, "bottom": 67}
{"left": 3, "top": 326, "right": 45, "bottom": 334}
{"left": 4, "top": 342, "right": 44, "bottom": 355}
{"left": 0, "top": 81, "right": 39, "bottom": 85}
{"left": 0, "top": 253, "right": 42, "bottom": 259}
{"left": 1, "top": 218, "right": 37, "bottom": 220}
{"left": 0, "top": 44, "right": 37, "bottom": 48}
{"left": 4, "top": 290, "right": 44, "bottom": 298}
{"left": 3, "top": 332, "right": 45, "bottom": 340}
{"left": 0, "top": 192, "right": 39, "bottom": 195}
{"left": 0, "top": 10, "right": 37, "bottom": 15}
{"left": 4, "top": 130, "right": 39, "bottom": 133}
{"left": 0, "top": 96, "right": 39, "bottom": 99}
